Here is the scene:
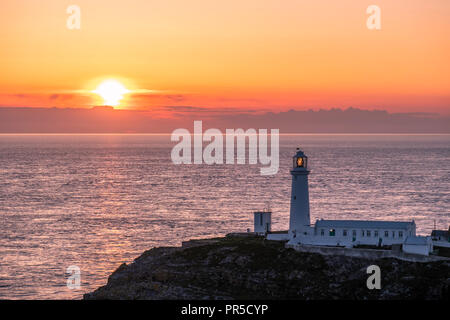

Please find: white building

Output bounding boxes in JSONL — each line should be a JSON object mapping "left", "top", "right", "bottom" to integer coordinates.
{"left": 254, "top": 211, "right": 271, "bottom": 235}
{"left": 309, "top": 219, "right": 415, "bottom": 247}
{"left": 259, "top": 148, "right": 433, "bottom": 256}
{"left": 403, "top": 236, "right": 433, "bottom": 256}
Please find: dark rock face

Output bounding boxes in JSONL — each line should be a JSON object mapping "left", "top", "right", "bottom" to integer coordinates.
{"left": 84, "top": 237, "right": 450, "bottom": 300}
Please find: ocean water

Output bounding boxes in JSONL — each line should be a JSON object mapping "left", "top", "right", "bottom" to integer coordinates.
{"left": 0, "top": 134, "right": 449, "bottom": 299}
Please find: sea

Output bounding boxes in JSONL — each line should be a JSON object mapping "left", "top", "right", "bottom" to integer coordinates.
{"left": 0, "top": 134, "right": 448, "bottom": 299}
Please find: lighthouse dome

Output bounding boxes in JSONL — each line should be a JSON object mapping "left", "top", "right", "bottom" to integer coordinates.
{"left": 294, "top": 148, "right": 306, "bottom": 157}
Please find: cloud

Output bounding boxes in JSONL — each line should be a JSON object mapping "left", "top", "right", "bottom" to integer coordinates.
{"left": 157, "top": 105, "right": 262, "bottom": 114}
{"left": 0, "top": 106, "right": 448, "bottom": 133}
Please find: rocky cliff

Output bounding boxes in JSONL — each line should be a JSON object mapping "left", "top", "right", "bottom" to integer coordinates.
{"left": 84, "top": 235, "right": 450, "bottom": 300}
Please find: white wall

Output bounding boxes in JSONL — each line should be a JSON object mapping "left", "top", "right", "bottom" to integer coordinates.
{"left": 267, "top": 233, "right": 290, "bottom": 241}
{"left": 289, "top": 173, "right": 310, "bottom": 234}
{"left": 312, "top": 227, "right": 412, "bottom": 246}
{"left": 403, "top": 244, "right": 431, "bottom": 256}
{"left": 254, "top": 212, "right": 271, "bottom": 234}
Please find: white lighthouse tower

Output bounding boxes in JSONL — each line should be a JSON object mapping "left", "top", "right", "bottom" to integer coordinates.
{"left": 289, "top": 148, "right": 311, "bottom": 238}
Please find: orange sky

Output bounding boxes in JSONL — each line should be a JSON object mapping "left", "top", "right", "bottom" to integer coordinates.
{"left": 0, "top": 0, "right": 449, "bottom": 115}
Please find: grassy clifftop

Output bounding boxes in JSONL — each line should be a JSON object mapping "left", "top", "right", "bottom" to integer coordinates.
{"left": 84, "top": 235, "right": 450, "bottom": 300}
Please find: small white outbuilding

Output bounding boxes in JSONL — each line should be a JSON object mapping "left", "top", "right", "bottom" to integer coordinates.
{"left": 254, "top": 211, "right": 271, "bottom": 235}
{"left": 402, "top": 236, "right": 433, "bottom": 256}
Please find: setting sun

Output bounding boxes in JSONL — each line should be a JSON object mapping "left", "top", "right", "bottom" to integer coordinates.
{"left": 92, "top": 80, "right": 130, "bottom": 107}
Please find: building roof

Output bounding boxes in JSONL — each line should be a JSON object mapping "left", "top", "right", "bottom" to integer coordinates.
{"left": 315, "top": 219, "right": 414, "bottom": 230}
{"left": 404, "top": 236, "right": 430, "bottom": 245}
{"left": 431, "top": 230, "right": 449, "bottom": 237}
{"left": 293, "top": 149, "right": 307, "bottom": 158}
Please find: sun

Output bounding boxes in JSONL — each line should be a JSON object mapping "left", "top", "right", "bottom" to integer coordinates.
{"left": 92, "top": 80, "right": 130, "bottom": 107}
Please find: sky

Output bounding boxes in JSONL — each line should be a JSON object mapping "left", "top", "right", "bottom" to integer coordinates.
{"left": 0, "top": 0, "right": 449, "bottom": 121}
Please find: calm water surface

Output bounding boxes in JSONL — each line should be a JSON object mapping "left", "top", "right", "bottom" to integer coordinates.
{"left": 0, "top": 134, "right": 449, "bottom": 299}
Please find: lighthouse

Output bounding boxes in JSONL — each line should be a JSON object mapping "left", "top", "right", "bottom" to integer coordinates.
{"left": 289, "top": 148, "right": 311, "bottom": 237}
{"left": 262, "top": 148, "right": 428, "bottom": 255}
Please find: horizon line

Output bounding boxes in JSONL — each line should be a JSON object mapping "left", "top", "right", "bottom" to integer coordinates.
{"left": 1, "top": 133, "right": 449, "bottom": 136}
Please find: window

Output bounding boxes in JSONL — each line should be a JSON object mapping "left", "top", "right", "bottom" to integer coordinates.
{"left": 260, "top": 214, "right": 263, "bottom": 226}
{"left": 399, "top": 231, "right": 403, "bottom": 238}
{"left": 361, "top": 230, "right": 365, "bottom": 237}
{"left": 343, "top": 230, "right": 348, "bottom": 236}
{"left": 329, "top": 229, "right": 336, "bottom": 236}
{"left": 374, "top": 231, "right": 379, "bottom": 237}
{"left": 392, "top": 231, "right": 395, "bottom": 238}
{"left": 367, "top": 230, "right": 371, "bottom": 237}
{"left": 321, "top": 229, "right": 324, "bottom": 236}
{"left": 385, "top": 231, "right": 389, "bottom": 237}
{"left": 352, "top": 230, "right": 357, "bottom": 237}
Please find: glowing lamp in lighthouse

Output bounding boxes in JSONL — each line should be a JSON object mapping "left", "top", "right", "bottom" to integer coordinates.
{"left": 294, "top": 153, "right": 308, "bottom": 169}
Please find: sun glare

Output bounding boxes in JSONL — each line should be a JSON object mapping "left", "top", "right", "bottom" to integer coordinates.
{"left": 92, "top": 80, "right": 130, "bottom": 107}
